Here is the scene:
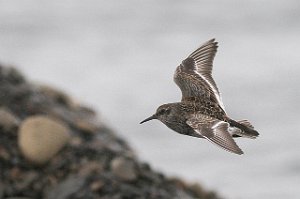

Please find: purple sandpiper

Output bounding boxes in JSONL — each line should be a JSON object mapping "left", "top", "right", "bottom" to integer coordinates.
{"left": 140, "top": 39, "right": 259, "bottom": 155}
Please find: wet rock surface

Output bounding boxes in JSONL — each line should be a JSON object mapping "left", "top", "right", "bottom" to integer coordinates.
{"left": 0, "top": 65, "right": 220, "bottom": 199}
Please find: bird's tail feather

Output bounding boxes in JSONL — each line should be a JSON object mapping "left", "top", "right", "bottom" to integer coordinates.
{"left": 228, "top": 119, "right": 259, "bottom": 139}
{"left": 238, "top": 119, "right": 254, "bottom": 129}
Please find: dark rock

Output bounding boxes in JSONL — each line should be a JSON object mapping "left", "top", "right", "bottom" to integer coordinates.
{"left": 37, "top": 85, "right": 73, "bottom": 107}
{"left": 0, "top": 183, "right": 4, "bottom": 198}
{"left": 14, "top": 172, "right": 39, "bottom": 191}
{"left": 4, "top": 197, "right": 33, "bottom": 199}
{"left": 44, "top": 175, "right": 85, "bottom": 199}
{"left": 0, "top": 108, "right": 20, "bottom": 133}
{"left": 89, "top": 180, "right": 104, "bottom": 192}
{"left": 0, "top": 66, "right": 26, "bottom": 85}
{"left": 0, "top": 145, "right": 10, "bottom": 161}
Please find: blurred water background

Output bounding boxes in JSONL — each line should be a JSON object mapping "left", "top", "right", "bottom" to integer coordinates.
{"left": 0, "top": 1, "right": 299, "bottom": 198}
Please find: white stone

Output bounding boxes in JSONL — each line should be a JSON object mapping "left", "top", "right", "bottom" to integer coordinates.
{"left": 18, "top": 115, "right": 70, "bottom": 165}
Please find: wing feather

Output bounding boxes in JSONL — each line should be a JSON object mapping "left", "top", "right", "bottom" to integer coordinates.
{"left": 186, "top": 114, "right": 243, "bottom": 155}
{"left": 174, "top": 39, "right": 225, "bottom": 111}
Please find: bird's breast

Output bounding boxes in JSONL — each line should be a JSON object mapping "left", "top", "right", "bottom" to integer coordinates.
{"left": 163, "top": 120, "right": 195, "bottom": 136}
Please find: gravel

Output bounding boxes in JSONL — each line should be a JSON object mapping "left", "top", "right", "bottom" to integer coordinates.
{"left": 0, "top": 64, "right": 220, "bottom": 199}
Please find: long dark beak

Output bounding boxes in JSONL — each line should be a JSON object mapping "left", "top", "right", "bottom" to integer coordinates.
{"left": 140, "top": 115, "right": 157, "bottom": 124}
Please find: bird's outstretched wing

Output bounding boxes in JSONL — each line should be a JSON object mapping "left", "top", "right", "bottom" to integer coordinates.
{"left": 174, "top": 39, "right": 225, "bottom": 111}
{"left": 186, "top": 113, "right": 243, "bottom": 155}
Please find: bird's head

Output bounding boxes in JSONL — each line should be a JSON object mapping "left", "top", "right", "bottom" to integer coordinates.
{"left": 140, "top": 104, "right": 174, "bottom": 124}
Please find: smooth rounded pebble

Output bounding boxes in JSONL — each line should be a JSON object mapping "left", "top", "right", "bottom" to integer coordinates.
{"left": 111, "top": 157, "right": 137, "bottom": 181}
{"left": 0, "top": 108, "right": 20, "bottom": 132}
{"left": 18, "top": 115, "right": 70, "bottom": 165}
{"left": 74, "top": 119, "right": 98, "bottom": 134}
{"left": 38, "top": 85, "right": 73, "bottom": 107}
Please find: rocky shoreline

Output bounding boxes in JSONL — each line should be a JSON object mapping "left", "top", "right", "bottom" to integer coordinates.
{"left": 0, "top": 65, "right": 220, "bottom": 199}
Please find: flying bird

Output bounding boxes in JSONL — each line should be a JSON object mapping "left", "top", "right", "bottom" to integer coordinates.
{"left": 140, "top": 39, "right": 259, "bottom": 155}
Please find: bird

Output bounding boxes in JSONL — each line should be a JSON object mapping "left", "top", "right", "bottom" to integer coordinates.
{"left": 140, "top": 39, "right": 259, "bottom": 155}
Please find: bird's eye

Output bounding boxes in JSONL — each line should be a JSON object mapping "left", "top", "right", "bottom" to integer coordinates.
{"left": 159, "top": 108, "right": 170, "bottom": 115}
{"left": 159, "top": 109, "right": 166, "bottom": 114}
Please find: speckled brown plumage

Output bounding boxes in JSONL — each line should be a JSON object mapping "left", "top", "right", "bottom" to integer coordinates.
{"left": 140, "top": 39, "right": 259, "bottom": 155}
